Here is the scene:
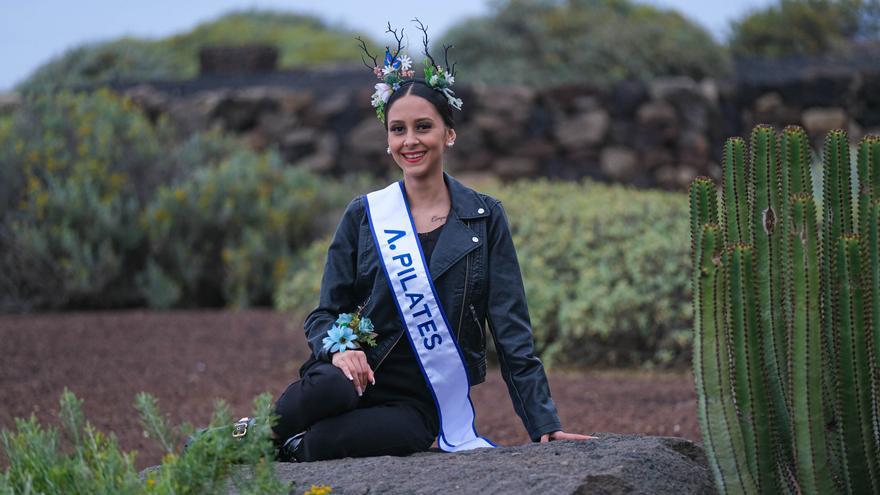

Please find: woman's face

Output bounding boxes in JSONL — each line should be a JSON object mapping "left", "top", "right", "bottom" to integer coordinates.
{"left": 386, "top": 94, "right": 456, "bottom": 178}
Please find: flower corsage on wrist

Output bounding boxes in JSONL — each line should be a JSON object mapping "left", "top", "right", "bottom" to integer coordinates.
{"left": 322, "top": 302, "right": 379, "bottom": 354}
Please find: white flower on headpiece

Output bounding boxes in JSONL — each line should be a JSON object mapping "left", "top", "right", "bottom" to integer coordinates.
{"left": 382, "top": 65, "right": 396, "bottom": 76}
{"left": 444, "top": 71, "right": 455, "bottom": 86}
{"left": 398, "top": 54, "right": 413, "bottom": 71}
{"left": 429, "top": 74, "right": 439, "bottom": 86}
{"left": 371, "top": 83, "right": 392, "bottom": 107}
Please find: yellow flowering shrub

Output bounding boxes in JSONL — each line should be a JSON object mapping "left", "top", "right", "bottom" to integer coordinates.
{"left": 0, "top": 90, "right": 249, "bottom": 311}
{"left": 140, "top": 149, "right": 371, "bottom": 309}
{"left": 0, "top": 89, "right": 165, "bottom": 310}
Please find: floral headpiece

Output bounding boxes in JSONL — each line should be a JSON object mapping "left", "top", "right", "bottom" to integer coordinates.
{"left": 357, "top": 19, "right": 462, "bottom": 124}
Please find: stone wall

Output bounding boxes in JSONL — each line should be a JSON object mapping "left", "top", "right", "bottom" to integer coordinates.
{"left": 7, "top": 58, "right": 878, "bottom": 190}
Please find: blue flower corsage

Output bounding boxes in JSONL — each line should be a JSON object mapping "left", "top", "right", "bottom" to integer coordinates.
{"left": 322, "top": 300, "right": 378, "bottom": 353}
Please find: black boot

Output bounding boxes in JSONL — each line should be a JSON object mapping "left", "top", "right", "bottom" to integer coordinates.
{"left": 275, "top": 431, "right": 307, "bottom": 462}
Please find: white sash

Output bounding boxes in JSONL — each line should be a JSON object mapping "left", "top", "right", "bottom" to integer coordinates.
{"left": 365, "top": 181, "right": 495, "bottom": 452}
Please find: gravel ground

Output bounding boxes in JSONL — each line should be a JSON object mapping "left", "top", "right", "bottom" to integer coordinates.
{"left": 0, "top": 309, "right": 700, "bottom": 470}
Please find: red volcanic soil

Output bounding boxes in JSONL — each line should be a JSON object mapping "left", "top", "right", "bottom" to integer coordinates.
{"left": 0, "top": 309, "right": 700, "bottom": 469}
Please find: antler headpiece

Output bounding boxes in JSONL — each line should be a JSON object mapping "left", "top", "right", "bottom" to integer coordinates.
{"left": 356, "top": 18, "right": 462, "bottom": 124}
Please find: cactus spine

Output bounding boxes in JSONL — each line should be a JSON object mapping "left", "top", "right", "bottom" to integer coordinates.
{"left": 690, "top": 127, "right": 880, "bottom": 494}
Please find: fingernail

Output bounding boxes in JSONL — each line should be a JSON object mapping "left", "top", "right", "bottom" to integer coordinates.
{"left": 347, "top": 374, "right": 353, "bottom": 380}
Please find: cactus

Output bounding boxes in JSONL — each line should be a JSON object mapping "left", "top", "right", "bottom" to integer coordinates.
{"left": 690, "top": 127, "right": 880, "bottom": 494}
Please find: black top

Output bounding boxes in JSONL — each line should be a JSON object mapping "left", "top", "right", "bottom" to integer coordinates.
{"left": 362, "top": 222, "right": 444, "bottom": 433}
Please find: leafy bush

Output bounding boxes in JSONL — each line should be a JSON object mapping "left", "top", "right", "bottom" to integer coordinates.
{"left": 495, "top": 179, "right": 691, "bottom": 368}
{"left": 0, "top": 89, "right": 315, "bottom": 312}
{"left": 277, "top": 179, "right": 692, "bottom": 368}
{"left": 0, "top": 89, "right": 171, "bottom": 310}
{"left": 274, "top": 235, "right": 332, "bottom": 315}
{"left": 0, "top": 389, "right": 289, "bottom": 494}
{"left": 162, "top": 10, "right": 375, "bottom": 75}
{"left": 440, "top": 0, "right": 729, "bottom": 88}
{"left": 140, "top": 150, "right": 370, "bottom": 308}
{"left": 17, "top": 10, "right": 378, "bottom": 92}
{"left": 729, "top": 0, "right": 880, "bottom": 58}
{"left": 17, "top": 39, "right": 189, "bottom": 94}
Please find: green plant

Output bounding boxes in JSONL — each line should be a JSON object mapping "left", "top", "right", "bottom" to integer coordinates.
{"left": 0, "top": 390, "right": 289, "bottom": 494}
{"left": 141, "top": 150, "right": 365, "bottom": 308}
{"left": 161, "top": 10, "right": 375, "bottom": 75}
{"left": 0, "top": 89, "right": 168, "bottom": 310}
{"left": 440, "top": 0, "right": 729, "bottom": 87}
{"left": 17, "top": 10, "right": 379, "bottom": 93}
{"left": 729, "top": 0, "right": 879, "bottom": 58}
{"left": 17, "top": 39, "right": 188, "bottom": 94}
{"left": 690, "top": 126, "right": 880, "bottom": 493}
{"left": 277, "top": 179, "right": 693, "bottom": 368}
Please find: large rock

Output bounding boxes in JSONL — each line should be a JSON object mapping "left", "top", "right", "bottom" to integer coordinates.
{"left": 226, "top": 434, "right": 714, "bottom": 495}
{"left": 802, "top": 107, "right": 848, "bottom": 138}
{"left": 554, "top": 109, "right": 610, "bottom": 150}
{"left": 199, "top": 45, "right": 279, "bottom": 75}
{"left": 600, "top": 146, "right": 639, "bottom": 182}
{"left": 0, "top": 92, "right": 22, "bottom": 116}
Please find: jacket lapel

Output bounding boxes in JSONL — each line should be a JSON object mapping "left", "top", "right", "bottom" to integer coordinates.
{"left": 428, "top": 173, "right": 491, "bottom": 281}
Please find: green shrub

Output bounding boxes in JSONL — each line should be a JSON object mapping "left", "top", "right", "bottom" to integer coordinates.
{"left": 274, "top": 235, "right": 332, "bottom": 314}
{"left": 17, "top": 39, "right": 188, "bottom": 94}
{"left": 0, "top": 90, "right": 270, "bottom": 311}
{"left": 277, "top": 179, "right": 691, "bottom": 368}
{"left": 0, "top": 89, "right": 168, "bottom": 310}
{"left": 140, "top": 150, "right": 369, "bottom": 308}
{"left": 729, "top": 0, "right": 879, "bottom": 58}
{"left": 161, "top": 10, "right": 376, "bottom": 75}
{"left": 0, "top": 389, "right": 288, "bottom": 494}
{"left": 440, "top": 0, "right": 729, "bottom": 87}
{"left": 17, "top": 10, "right": 379, "bottom": 92}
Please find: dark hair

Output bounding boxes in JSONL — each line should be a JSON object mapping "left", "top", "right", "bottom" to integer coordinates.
{"left": 384, "top": 80, "right": 456, "bottom": 130}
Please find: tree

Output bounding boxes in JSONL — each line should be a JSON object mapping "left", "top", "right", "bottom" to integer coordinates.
{"left": 729, "top": 0, "right": 880, "bottom": 58}
{"left": 438, "top": 0, "right": 729, "bottom": 88}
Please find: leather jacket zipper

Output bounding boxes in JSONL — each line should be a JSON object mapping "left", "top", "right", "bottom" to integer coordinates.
{"left": 457, "top": 245, "right": 470, "bottom": 341}
{"left": 469, "top": 303, "right": 484, "bottom": 341}
{"left": 374, "top": 330, "right": 403, "bottom": 372}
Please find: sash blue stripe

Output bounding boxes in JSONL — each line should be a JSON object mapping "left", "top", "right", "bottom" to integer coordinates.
{"left": 395, "top": 182, "right": 497, "bottom": 449}
{"left": 364, "top": 182, "right": 494, "bottom": 452}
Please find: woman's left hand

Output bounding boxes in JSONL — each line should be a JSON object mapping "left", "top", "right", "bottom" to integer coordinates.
{"left": 539, "top": 430, "right": 597, "bottom": 442}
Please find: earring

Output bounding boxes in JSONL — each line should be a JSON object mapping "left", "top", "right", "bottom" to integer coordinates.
{"left": 447, "top": 141, "right": 455, "bottom": 147}
{"left": 386, "top": 146, "right": 391, "bottom": 155}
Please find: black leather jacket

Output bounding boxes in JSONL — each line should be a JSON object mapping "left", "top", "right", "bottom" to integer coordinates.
{"left": 303, "top": 172, "right": 562, "bottom": 441}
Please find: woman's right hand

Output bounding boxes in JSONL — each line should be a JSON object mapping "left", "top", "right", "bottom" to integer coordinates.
{"left": 331, "top": 349, "right": 375, "bottom": 396}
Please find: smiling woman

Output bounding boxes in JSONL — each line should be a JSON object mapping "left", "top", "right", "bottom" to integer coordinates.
{"left": 385, "top": 85, "right": 457, "bottom": 204}
{"left": 211, "top": 19, "right": 594, "bottom": 463}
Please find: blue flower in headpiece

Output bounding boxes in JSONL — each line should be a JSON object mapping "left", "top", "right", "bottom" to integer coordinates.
{"left": 335, "top": 313, "right": 353, "bottom": 326}
{"left": 384, "top": 49, "right": 401, "bottom": 70}
{"left": 322, "top": 324, "right": 358, "bottom": 353}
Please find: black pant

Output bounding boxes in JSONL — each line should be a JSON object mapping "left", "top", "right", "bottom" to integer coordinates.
{"left": 272, "top": 358, "right": 438, "bottom": 461}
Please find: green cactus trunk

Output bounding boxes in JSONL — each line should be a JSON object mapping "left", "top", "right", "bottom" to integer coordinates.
{"left": 750, "top": 125, "right": 793, "bottom": 474}
{"left": 869, "top": 200, "right": 880, "bottom": 458}
{"left": 788, "top": 194, "right": 835, "bottom": 494}
{"left": 835, "top": 234, "right": 879, "bottom": 492}
{"left": 691, "top": 126, "right": 880, "bottom": 495}
{"left": 723, "top": 138, "right": 750, "bottom": 246}
{"left": 694, "top": 224, "right": 757, "bottom": 493}
{"left": 728, "top": 243, "right": 777, "bottom": 493}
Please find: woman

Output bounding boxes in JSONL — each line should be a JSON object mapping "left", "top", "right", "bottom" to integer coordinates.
{"left": 266, "top": 34, "right": 593, "bottom": 462}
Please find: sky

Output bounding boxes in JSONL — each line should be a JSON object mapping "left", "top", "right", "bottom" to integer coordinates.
{"left": 0, "top": 0, "right": 776, "bottom": 91}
